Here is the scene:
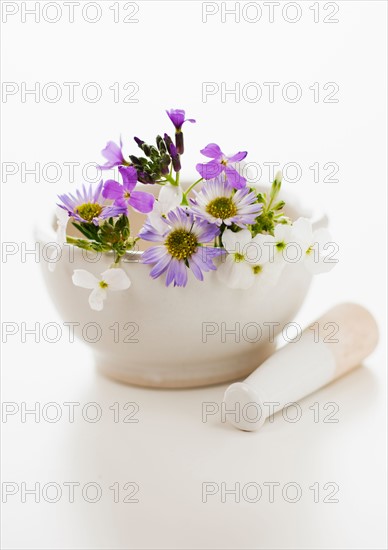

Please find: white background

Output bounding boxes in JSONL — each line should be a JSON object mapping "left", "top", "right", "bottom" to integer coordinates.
{"left": 1, "top": 1, "right": 387, "bottom": 548}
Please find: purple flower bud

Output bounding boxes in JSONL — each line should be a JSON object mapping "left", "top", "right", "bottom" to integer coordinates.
{"left": 169, "top": 142, "right": 178, "bottom": 158}
{"left": 171, "top": 154, "right": 181, "bottom": 173}
{"left": 161, "top": 163, "right": 170, "bottom": 176}
{"left": 134, "top": 137, "right": 144, "bottom": 148}
{"left": 137, "top": 171, "right": 154, "bottom": 184}
{"left": 164, "top": 133, "right": 174, "bottom": 154}
{"left": 164, "top": 134, "right": 181, "bottom": 172}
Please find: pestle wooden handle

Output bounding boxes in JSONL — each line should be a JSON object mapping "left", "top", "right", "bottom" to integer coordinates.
{"left": 317, "top": 303, "right": 379, "bottom": 378}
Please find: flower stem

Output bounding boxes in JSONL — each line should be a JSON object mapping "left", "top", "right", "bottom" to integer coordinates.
{"left": 66, "top": 236, "right": 94, "bottom": 250}
{"left": 164, "top": 174, "right": 177, "bottom": 186}
{"left": 185, "top": 177, "right": 203, "bottom": 195}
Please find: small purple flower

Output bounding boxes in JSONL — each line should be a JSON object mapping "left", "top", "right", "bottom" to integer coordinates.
{"left": 190, "top": 178, "right": 262, "bottom": 228}
{"left": 99, "top": 137, "right": 127, "bottom": 170}
{"left": 166, "top": 109, "right": 196, "bottom": 154}
{"left": 102, "top": 166, "right": 155, "bottom": 214}
{"left": 58, "top": 182, "right": 126, "bottom": 225}
{"left": 139, "top": 207, "right": 223, "bottom": 287}
{"left": 196, "top": 143, "right": 247, "bottom": 189}
{"left": 166, "top": 109, "right": 196, "bottom": 131}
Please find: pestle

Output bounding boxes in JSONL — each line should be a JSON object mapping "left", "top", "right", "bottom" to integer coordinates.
{"left": 223, "top": 303, "right": 379, "bottom": 431}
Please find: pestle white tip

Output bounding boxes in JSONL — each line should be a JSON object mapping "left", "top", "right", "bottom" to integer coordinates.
{"left": 223, "top": 382, "right": 265, "bottom": 432}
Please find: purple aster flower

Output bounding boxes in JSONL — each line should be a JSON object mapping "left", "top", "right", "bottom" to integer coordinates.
{"left": 99, "top": 137, "right": 127, "bottom": 170}
{"left": 190, "top": 178, "right": 262, "bottom": 228}
{"left": 139, "top": 207, "right": 223, "bottom": 287}
{"left": 196, "top": 143, "right": 247, "bottom": 189}
{"left": 102, "top": 166, "right": 155, "bottom": 214}
{"left": 166, "top": 109, "right": 196, "bottom": 131}
{"left": 58, "top": 181, "right": 126, "bottom": 225}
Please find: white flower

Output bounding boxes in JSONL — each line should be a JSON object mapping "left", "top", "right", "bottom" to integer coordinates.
{"left": 148, "top": 184, "right": 183, "bottom": 233}
{"left": 48, "top": 207, "right": 69, "bottom": 272}
{"left": 217, "top": 229, "right": 284, "bottom": 290}
{"left": 250, "top": 219, "right": 336, "bottom": 274}
{"left": 72, "top": 268, "right": 131, "bottom": 311}
{"left": 267, "top": 223, "right": 298, "bottom": 264}
{"left": 291, "top": 217, "right": 337, "bottom": 274}
{"left": 257, "top": 222, "right": 309, "bottom": 266}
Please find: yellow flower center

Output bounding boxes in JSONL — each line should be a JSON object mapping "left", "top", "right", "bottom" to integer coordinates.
{"left": 165, "top": 229, "right": 198, "bottom": 260}
{"left": 206, "top": 197, "right": 237, "bottom": 219}
{"left": 76, "top": 202, "right": 103, "bottom": 222}
{"left": 234, "top": 252, "right": 245, "bottom": 262}
{"left": 99, "top": 280, "right": 108, "bottom": 289}
{"left": 252, "top": 265, "right": 262, "bottom": 275}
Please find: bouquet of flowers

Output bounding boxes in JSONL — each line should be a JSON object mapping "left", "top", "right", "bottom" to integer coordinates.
{"left": 54, "top": 108, "right": 335, "bottom": 310}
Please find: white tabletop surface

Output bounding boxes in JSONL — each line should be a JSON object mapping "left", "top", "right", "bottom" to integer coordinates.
{"left": 1, "top": 1, "right": 387, "bottom": 548}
